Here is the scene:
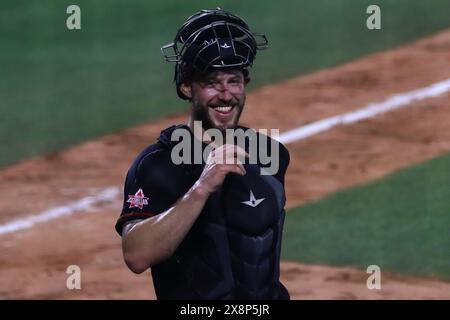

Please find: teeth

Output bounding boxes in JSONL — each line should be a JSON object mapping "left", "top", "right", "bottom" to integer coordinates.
{"left": 213, "top": 106, "right": 233, "bottom": 112}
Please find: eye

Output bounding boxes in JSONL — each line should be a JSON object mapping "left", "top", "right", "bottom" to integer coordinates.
{"left": 229, "top": 77, "right": 242, "bottom": 84}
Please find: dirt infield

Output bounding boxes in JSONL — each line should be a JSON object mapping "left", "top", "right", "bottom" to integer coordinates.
{"left": 1, "top": 29, "right": 450, "bottom": 299}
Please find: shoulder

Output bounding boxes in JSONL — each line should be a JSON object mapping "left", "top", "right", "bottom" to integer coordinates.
{"left": 245, "top": 127, "right": 290, "bottom": 171}
{"left": 126, "top": 144, "right": 176, "bottom": 189}
{"left": 126, "top": 125, "right": 190, "bottom": 188}
{"left": 258, "top": 130, "right": 290, "bottom": 181}
{"left": 238, "top": 126, "right": 289, "bottom": 157}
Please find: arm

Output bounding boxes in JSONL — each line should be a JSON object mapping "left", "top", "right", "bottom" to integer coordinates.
{"left": 122, "top": 182, "right": 209, "bottom": 273}
{"left": 121, "top": 144, "right": 248, "bottom": 274}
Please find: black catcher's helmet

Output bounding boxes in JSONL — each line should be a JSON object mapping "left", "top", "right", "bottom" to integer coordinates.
{"left": 161, "top": 8, "right": 268, "bottom": 100}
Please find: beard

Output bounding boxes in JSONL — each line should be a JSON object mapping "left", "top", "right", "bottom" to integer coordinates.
{"left": 191, "top": 98, "right": 244, "bottom": 132}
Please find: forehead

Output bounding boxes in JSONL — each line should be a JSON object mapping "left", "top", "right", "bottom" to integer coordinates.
{"left": 200, "top": 69, "right": 244, "bottom": 81}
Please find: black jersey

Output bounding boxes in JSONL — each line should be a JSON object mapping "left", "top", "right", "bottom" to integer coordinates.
{"left": 115, "top": 124, "right": 290, "bottom": 300}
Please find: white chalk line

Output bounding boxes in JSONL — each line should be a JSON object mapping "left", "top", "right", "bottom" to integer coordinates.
{"left": 1, "top": 77, "right": 450, "bottom": 236}
{"left": 278, "top": 78, "right": 450, "bottom": 144}
{"left": 0, "top": 187, "right": 120, "bottom": 235}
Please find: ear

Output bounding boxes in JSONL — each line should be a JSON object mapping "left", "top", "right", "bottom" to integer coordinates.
{"left": 179, "top": 83, "right": 192, "bottom": 99}
{"left": 244, "top": 77, "right": 251, "bottom": 86}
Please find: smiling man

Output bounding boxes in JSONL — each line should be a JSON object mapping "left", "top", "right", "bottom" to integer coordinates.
{"left": 115, "top": 8, "right": 290, "bottom": 300}
{"left": 183, "top": 69, "right": 247, "bottom": 131}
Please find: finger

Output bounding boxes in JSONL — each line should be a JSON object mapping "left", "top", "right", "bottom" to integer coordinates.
{"left": 235, "top": 162, "right": 246, "bottom": 175}
{"left": 222, "top": 144, "right": 247, "bottom": 156}
{"left": 224, "top": 146, "right": 249, "bottom": 163}
{"left": 213, "top": 145, "right": 249, "bottom": 165}
{"left": 234, "top": 147, "right": 249, "bottom": 164}
{"left": 226, "top": 164, "right": 245, "bottom": 176}
{"left": 227, "top": 146, "right": 248, "bottom": 159}
{"left": 213, "top": 145, "right": 236, "bottom": 164}
{"left": 225, "top": 162, "right": 246, "bottom": 175}
{"left": 234, "top": 145, "right": 249, "bottom": 158}
{"left": 214, "top": 143, "right": 233, "bottom": 153}
{"left": 217, "top": 163, "right": 244, "bottom": 176}
{"left": 223, "top": 153, "right": 244, "bottom": 165}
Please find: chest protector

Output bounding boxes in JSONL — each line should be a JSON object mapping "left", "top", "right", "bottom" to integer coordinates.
{"left": 151, "top": 127, "right": 289, "bottom": 300}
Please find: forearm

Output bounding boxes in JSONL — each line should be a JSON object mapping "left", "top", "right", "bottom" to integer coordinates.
{"left": 122, "top": 182, "right": 210, "bottom": 273}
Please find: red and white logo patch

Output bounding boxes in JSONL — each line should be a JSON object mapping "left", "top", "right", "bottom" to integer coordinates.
{"left": 127, "top": 188, "right": 149, "bottom": 209}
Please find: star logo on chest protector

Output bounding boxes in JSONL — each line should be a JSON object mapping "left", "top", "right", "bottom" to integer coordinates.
{"left": 241, "top": 190, "right": 265, "bottom": 208}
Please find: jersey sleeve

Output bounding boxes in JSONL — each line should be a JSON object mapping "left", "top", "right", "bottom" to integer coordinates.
{"left": 115, "top": 148, "right": 179, "bottom": 236}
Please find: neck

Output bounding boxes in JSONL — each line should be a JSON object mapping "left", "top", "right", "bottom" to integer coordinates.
{"left": 185, "top": 117, "right": 211, "bottom": 148}
{"left": 188, "top": 116, "right": 241, "bottom": 147}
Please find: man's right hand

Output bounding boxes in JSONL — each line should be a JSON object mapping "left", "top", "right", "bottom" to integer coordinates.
{"left": 195, "top": 144, "right": 249, "bottom": 195}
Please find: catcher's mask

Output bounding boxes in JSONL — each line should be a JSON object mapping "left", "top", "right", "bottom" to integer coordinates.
{"left": 161, "top": 8, "right": 268, "bottom": 100}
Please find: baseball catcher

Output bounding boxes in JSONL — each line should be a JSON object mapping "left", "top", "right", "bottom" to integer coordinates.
{"left": 115, "top": 8, "right": 290, "bottom": 300}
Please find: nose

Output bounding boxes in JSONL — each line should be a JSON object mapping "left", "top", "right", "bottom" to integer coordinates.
{"left": 216, "top": 83, "right": 233, "bottom": 102}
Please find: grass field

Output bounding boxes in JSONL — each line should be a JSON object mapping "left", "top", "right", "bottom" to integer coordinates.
{"left": 282, "top": 152, "right": 450, "bottom": 280}
{"left": 2, "top": 0, "right": 450, "bottom": 167}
